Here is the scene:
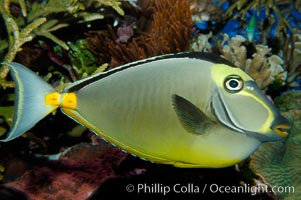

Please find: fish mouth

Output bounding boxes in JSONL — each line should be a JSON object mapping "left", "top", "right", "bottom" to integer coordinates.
{"left": 271, "top": 114, "right": 290, "bottom": 138}
{"left": 272, "top": 124, "right": 290, "bottom": 138}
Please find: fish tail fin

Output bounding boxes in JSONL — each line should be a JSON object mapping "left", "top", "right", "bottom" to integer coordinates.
{"left": 1, "top": 62, "right": 59, "bottom": 142}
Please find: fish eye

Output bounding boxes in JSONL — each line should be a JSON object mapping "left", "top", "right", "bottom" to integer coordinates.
{"left": 224, "top": 75, "right": 244, "bottom": 93}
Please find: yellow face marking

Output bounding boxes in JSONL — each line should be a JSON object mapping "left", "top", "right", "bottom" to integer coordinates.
{"left": 211, "top": 64, "right": 275, "bottom": 134}
{"left": 45, "top": 92, "right": 60, "bottom": 107}
{"left": 62, "top": 93, "right": 77, "bottom": 109}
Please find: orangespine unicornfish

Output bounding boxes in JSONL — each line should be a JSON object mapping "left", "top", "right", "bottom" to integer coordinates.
{"left": 1, "top": 52, "right": 290, "bottom": 168}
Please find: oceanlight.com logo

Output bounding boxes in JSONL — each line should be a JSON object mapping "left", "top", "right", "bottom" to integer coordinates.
{"left": 208, "top": 183, "right": 295, "bottom": 196}
{"left": 125, "top": 183, "right": 295, "bottom": 196}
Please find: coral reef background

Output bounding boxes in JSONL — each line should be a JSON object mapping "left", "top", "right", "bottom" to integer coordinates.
{"left": 0, "top": 0, "right": 301, "bottom": 199}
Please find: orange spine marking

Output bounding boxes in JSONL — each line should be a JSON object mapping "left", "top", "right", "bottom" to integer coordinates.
{"left": 45, "top": 92, "right": 60, "bottom": 107}
{"left": 61, "top": 93, "right": 77, "bottom": 109}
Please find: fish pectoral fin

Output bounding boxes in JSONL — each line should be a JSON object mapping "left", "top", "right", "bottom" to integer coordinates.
{"left": 172, "top": 94, "right": 215, "bottom": 135}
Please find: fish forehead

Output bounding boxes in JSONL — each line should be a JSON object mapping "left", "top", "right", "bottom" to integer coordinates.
{"left": 211, "top": 63, "right": 253, "bottom": 87}
{"left": 65, "top": 52, "right": 235, "bottom": 92}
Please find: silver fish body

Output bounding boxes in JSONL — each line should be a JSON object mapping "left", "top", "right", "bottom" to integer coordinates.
{"left": 1, "top": 52, "right": 290, "bottom": 168}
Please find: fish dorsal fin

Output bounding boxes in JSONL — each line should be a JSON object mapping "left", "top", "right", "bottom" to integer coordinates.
{"left": 65, "top": 52, "right": 236, "bottom": 92}
{"left": 172, "top": 94, "right": 215, "bottom": 135}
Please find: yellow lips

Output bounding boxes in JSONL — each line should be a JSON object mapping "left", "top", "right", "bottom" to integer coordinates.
{"left": 273, "top": 124, "right": 290, "bottom": 138}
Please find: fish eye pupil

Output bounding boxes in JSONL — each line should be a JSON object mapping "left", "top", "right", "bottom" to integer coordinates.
{"left": 229, "top": 79, "right": 238, "bottom": 88}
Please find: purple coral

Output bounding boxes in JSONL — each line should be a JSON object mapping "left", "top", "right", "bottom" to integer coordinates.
{"left": 5, "top": 143, "right": 128, "bottom": 200}
{"left": 116, "top": 23, "right": 135, "bottom": 43}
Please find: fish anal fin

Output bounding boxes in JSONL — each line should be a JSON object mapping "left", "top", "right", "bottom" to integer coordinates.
{"left": 62, "top": 108, "right": 177, "bottom": 165}
{"left": 172, "top": 94, "right": 215, "bottom": 135}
